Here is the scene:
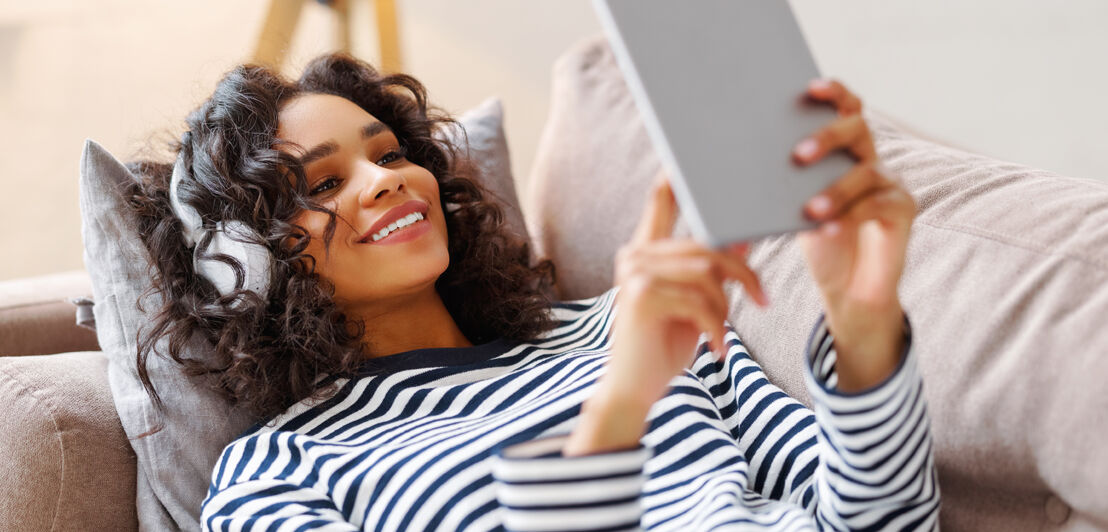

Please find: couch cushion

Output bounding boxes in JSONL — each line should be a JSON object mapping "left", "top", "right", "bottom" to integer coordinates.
{"left": 79, "top": 96, "right": 530, "bottom": 531}
{"left": 0, "top": 270, "right": 99, "bottom": 356}
{"left": 525, "top": 35, "right": 1108, "bottom": 530}
{"left": 0, "top": 351, "right": 137, "bottom": 530}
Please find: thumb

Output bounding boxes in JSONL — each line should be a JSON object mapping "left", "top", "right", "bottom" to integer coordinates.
{"left": 797, "top": 220, "right": 857, "bottom": 302}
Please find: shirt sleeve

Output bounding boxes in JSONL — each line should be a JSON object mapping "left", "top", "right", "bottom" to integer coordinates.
{"left": 200, "top": 435, "right": 359, "bottom": 532}
{"left": 693, "top": 311, "right": 939, "bottom": 531}
{"left": 490, "top": 435, "right": 650, "bottom": 532}
{"left": 201, "top": 479, "right": 359, "bottom": 532}
{"left": 802, "top": 312, "right": 940, "bottom": 531}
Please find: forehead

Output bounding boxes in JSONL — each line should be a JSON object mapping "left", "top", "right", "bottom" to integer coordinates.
{"left": 276, "top": 93, "right": 381, "bottom": 147}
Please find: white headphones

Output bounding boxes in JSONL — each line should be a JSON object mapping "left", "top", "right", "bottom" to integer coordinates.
{"left": 168, "top": 150, "right": 271, "bottom": 304}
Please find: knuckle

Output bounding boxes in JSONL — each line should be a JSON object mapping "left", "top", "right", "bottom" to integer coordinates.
{"left": 614, "top": 262, "right": 632, "bottom": 284}
{"left": 615, "top": 245, "right": 633, "bottom": 267}
{"left": 863, "top": 161, "right": 883, "bottom": 181}
{"left": 617, "top": 244, "right": 645, "bottom": 265}
{"left": 615, "top": 248, "right": 648, "bottom": 285}
{"left": 822, "top": 183, "right": 844, "bottom": 206}
{"left": 847, "top": 93, "right": 863, "bottom": 112}
{"left": 623, "top": 275, "right": 651, "bottom": 301}
{"left": 692, "top": 256, "right": 715, "bottom": 277}
{"left": 816, "top": 127, "right": 838, "bottom": 147}
{"left": 846, "top": 114, "right": 867, "bottom": 137}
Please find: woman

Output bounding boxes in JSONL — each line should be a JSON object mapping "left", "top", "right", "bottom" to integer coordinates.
{"left": 129, "top": 52, "right": 937, "bottom": 530}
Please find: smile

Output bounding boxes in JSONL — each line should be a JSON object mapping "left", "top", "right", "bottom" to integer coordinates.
{"left": 363, "top": 214, "right": 430, "bottom": 245}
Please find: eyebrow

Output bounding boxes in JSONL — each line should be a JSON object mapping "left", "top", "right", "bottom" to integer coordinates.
{"left": 298, "top": 121, "right": 392, "bottom": 166}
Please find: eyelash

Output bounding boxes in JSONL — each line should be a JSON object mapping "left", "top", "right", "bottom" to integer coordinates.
{"left": 309, "top": 146, "right": 409, "bottom": 195}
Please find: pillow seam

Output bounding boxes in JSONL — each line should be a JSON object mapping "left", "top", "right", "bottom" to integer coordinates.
{"left": 914, "top": 218, "right": 1108, "bottom": 274}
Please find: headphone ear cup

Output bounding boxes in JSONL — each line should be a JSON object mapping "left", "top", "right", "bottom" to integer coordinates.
{"left": 194, "top": 221, "right": 271, "bottom": 304}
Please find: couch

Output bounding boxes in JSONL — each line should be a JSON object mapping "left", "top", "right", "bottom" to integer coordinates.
{"left": 2, "top": 35, "right": 1106, "bottom": 531}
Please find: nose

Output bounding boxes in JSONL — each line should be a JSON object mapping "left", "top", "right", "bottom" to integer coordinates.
{"left": 357, "top": 160, "right": 406, "bottom": 207}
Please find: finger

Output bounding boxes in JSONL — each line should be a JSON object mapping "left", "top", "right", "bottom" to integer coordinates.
{"left": 727, "top": 241, "right": 751, "bottom": 258}
{"left": 820, "top": 186, "right": 916, "bottom": 306}
{"left": 633, "top": 256, "right": 731, "bottom": 319}
{"left": 650, "top": 281, "right": 729, "bottom": 360}
{"left": 796, "top": 214, "right": 860, "bottom": 302}
{"left": 803, "top": 161, "right": 898, "bottom": 221}
{"left": 793, "top": 114, "right": 876, "bottom": 165}
{"left": 637, "top": 239, "right": 769, "bottom": 307}
{"left": 831, "top": 185, "right": 917, "bottom": 235}
{"left": 806, "top": 78, "right": 863, "bottom": 116}
{"left": 631, "top": 172, "right": 679, "bottom": 244}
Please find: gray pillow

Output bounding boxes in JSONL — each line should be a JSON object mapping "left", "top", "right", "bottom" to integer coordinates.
{"left": 80, "top": 96, "right": 526, "bottom": 531}
{"left": 440, "top": 97, "right": 532, "bottom": 250}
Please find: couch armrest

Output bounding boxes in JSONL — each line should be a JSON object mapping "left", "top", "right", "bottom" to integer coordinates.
{"left": 0, "top": 350, "right": 137, "bottom": 530}
{"left": 0, "top": 270, "right": 99, "bottom": 355}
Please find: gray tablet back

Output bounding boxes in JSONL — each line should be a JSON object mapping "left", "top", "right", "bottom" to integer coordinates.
{"left": 593, "top": 0, "right": 854, "bottom": 248}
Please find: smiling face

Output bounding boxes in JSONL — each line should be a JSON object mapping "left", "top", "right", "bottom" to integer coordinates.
{"left": 277, "top": 93, "right": 451, "bottom": 314}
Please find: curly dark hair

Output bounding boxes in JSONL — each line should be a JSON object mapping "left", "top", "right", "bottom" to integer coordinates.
{"left": 124, "top": 52, "right": 559, "bottom": 422}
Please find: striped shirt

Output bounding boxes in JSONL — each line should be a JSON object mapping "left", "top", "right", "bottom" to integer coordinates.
{"left": 201, "top": 286, "right": 939, "bottom": 531}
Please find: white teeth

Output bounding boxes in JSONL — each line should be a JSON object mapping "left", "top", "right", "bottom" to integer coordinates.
{"left": 370, "top": 212, "right": 425, "bottom": 242}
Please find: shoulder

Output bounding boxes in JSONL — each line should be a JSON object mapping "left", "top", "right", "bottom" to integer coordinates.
{"left": 209, "top": 428, "right": 294, "bottom": 492}
{"left": 548, "top": 285, "right": 620, "bottom": 323}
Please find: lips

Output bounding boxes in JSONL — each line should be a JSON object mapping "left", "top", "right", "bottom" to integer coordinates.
{"left": 358, "top": 199, "right": 430, "bottom": 244}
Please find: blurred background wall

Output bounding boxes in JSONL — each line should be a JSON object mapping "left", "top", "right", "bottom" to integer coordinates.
{"left": 1, "top": 0, "right": 1105, "bottom": 281}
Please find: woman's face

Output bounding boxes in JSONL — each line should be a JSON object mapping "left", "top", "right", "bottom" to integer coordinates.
{"left": 277, "top": 93, "right": 451, "bottom": 311}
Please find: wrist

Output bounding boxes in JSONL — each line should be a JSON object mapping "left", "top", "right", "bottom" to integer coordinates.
{"left": 824, "top": 301, "right": 906, "bottom": 392}
{"left": 564, "top": 380, "right": 653, "bottom": 456}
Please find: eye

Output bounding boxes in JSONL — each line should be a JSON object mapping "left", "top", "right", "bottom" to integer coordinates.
{"left": 377, "top": 145, "right": 408, "bottom": 166}
{"left": 309, "top": 176, "right": 340, "bottom": 196}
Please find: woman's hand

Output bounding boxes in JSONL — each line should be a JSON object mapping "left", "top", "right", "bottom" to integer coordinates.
{"left": 792, "top": 79, "right": 918, "bottom": 392}
{"left": 563, "top": 173, "right": 767, "bottom": 456}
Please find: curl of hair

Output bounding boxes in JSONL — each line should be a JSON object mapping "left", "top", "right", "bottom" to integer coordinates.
{"left": 125, "top": 52, "right": 558, "bottom": 422}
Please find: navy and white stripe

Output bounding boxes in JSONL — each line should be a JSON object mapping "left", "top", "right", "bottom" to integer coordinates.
{"left": 201, "top": 286, "right": 938, "bottom": 531}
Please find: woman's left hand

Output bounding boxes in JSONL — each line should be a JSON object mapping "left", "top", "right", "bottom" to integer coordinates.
{"left": 791, "top": 78, "right": 918, "bottom": 392}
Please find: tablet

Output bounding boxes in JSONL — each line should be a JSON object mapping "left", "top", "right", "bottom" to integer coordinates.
{"left": 592, "top": 0, "right": 854, "bottom": 249}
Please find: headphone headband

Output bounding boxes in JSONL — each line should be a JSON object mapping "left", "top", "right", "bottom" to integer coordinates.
{"left": 169, "top": 149, "right": 271, "bottom": 302}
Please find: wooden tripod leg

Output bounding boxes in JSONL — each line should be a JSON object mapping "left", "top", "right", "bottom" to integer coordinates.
{"left": 374, "top": 0, "right": 403, "bottom": 73}
{"left": 253, "top": 0, "right": 306, "bottom": 69}
{"left": 332, "top": 0, "right": 352, "bottom": 54}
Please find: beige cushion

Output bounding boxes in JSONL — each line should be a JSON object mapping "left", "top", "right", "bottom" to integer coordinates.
{"left": 0, "top": 351, "right": 137, "bottom": 530}
{"left": 0, "top": 271, "right": 98, "bottom": 356}
{"left": 525, "top": 35, "right": 1108, "bottom": 530}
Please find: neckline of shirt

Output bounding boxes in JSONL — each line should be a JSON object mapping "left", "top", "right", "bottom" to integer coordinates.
{"left": 355, "top": 336, "right": 522, "bottom": 374}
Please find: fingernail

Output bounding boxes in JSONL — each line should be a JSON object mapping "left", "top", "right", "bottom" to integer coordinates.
{"left": 806, "top": 195, "right": 831, "bottom": 217}
{"left": 809, "top": 78, "right": 832, "bottom": 92}
{"left": 822, "top": 221, "right": 840, "bottom": 236}
{"left": 794, "top": 138, "right": 819, "bottom": 160}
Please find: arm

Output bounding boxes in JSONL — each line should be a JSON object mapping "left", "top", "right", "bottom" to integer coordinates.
{"left": 550, "top": 75, "right": 931, "bottom": 529}
{"left": 694, "top": 312, "right": 939, "bottom": 529}
{"left": 201, "top": 479, "right": 359, "bottom": 532}
{"left": 802, "top": 312, "right": 939, "bottom": 531}
{"left": 490, "top": 436, "right": 650, "bottom": 532}
{"left": 201, "top": 435, "right": 359, "bottom": 532}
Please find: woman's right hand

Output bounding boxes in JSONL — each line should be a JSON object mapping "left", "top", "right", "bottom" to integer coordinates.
{"left": 563, "top": 173, "right": 768, "bottom": 456}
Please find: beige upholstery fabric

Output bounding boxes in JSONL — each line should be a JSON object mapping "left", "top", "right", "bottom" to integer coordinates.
{"left": 0, "top": 271, "right": 98, "bottom": 356}
{"left": 525, "top": 35, "right": 1108, "bottom": 531}
{"left": 0, "top": 351, "right": 137, "bottom": 531}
